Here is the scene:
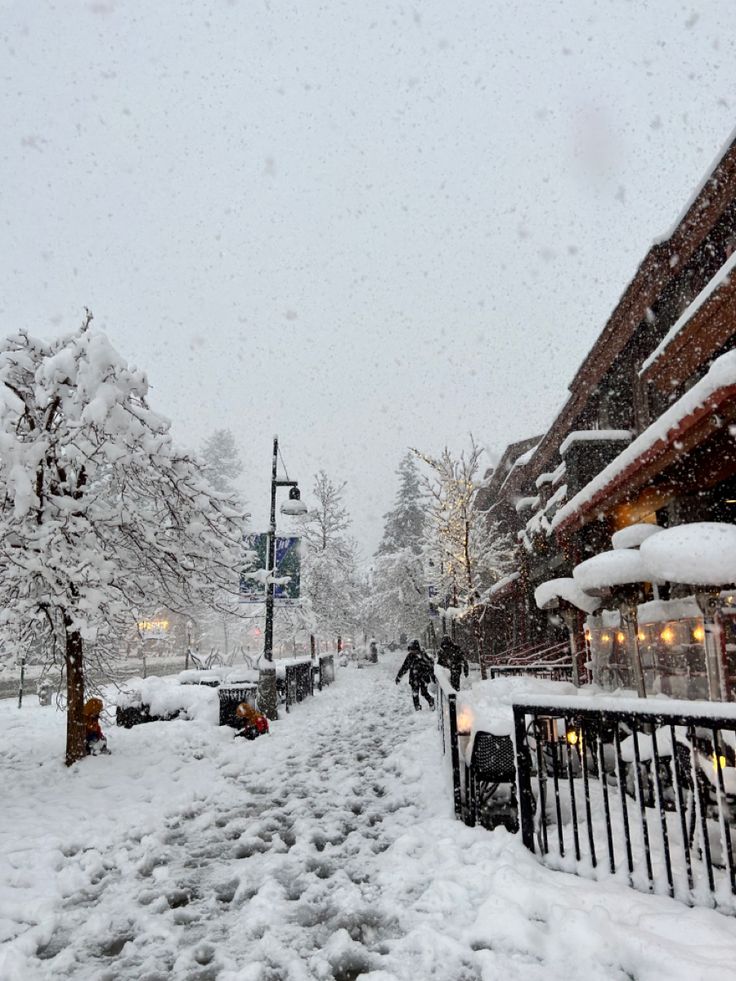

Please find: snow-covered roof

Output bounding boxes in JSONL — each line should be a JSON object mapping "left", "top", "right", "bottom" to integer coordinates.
{"left": 559, "top": 429, "right": 632, "bottom": 457}
{"left": 514, "top": 495, "right": 539, "bottom": 513}
{"left": 551, "top": 460, "right": 567, "bottom": 486}
{"left": 651, "top": 123, "right": 736, "bottom": 247}
{"left": 498, "top": 442, "right": 540, "bottom": 493}
{"left": 534, "top": 577, "right": 601, "bottom": 614}
{"left": 573, "top": 548, "right": 658, "bottom": 595}
{"left": 525, "top": 510, "right": 551, "bottom": 537}
{"left": 639, "top": 522, "right": 736, "bottom": 587}
{"left": 488, "top": 571, "right": 520, "bottom": 598}
{"left": 611, "top": 523, "right": 663, "bottom": 550}
{"left": 640, "top": 250, "right": 736, "bottom": 377}
{"left": 543, "top": 483, "right": 567, "bottom": 515}
{"left": 552, "top": 349, "right": 736, "bottom": 532}
{"left": 637, "top": 595, "right": 702, "bottom": 625}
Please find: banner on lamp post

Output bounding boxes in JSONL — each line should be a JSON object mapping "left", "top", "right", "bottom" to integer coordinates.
{"left": 240, "top": 533, "right": 301, "bottom": 604}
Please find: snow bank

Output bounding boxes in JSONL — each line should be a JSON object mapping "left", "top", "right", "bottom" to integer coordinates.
{"left": 640, "top": 522, "right": 736, "bottom": 587}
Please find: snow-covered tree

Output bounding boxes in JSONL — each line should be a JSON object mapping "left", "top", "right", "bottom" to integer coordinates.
{"left": 0, "top": 317, "right": 247, "bottom": 765}
{"left": 413, "top": 437, "right": 514, "bottom": 611}
{"left": 376, "top": 453, "right": 425, "bottom": 556}
{"left": 201, "top": 428, "right": 244, "bottom": 496}
{"left": 367, "top": 454, "right": 428, "bottom": 641}
{"left": 299, "top": 471, "right": 361, "bottom": 642}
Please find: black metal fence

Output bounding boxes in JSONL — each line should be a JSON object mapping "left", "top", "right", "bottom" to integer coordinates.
{"left": 489, "top": 664, "right": 574, "bottom": 682}
{"left": 218, "top": 684, "right": 258, "bottom": 727}
{"left": 512, "top": 695, "right": 736, "bottom": 911}
{"left": 284, "top": 660, "right": 313, "bottom": 712}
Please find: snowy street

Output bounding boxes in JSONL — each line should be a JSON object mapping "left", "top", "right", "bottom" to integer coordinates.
{"left": 3, "top": 658, "right": 736, "bottom": 981}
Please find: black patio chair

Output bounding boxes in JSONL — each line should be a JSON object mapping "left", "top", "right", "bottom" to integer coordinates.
{"left": 465, "top": 731, "right": 518, "bottom": 832}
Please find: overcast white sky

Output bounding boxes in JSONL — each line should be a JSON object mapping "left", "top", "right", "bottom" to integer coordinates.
{"left": 1, "top": 0, "right": 735, "bottom": 554}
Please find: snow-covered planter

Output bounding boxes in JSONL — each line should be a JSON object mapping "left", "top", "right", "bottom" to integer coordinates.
{"left": 116, "top": 676, "right": 219, "bottom": 727}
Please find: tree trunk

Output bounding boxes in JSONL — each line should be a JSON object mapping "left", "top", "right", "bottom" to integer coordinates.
{"left": 65, "top": 624, "right": 86, "bottom": 766}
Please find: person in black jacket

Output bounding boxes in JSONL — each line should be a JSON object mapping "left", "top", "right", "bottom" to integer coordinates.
{"left": 437, "top": 636, "right": 469, "bottom": 691}
{"left": 395, "top": 639, "right": 435, "bottom": 710}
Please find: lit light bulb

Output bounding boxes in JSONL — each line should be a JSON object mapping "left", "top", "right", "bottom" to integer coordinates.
{"left": 693, "top": 625, "right": 705, "bottom": 642}
{"left": 660, "top": 627, "right": 675, "bottom": 644}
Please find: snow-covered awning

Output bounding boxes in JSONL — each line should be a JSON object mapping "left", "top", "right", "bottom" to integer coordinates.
{"left": 514, "top": 495, "right": 539, "bottom": 513}
{"left": 552, "top": 349, "right": 736, "bottom": 535}
{"left": 611, "top": 523, "right": 662, "bottom": 550}
{"left": 573, "top": 548, "right": 659, "bottom": 596}
{"left": 534, "top": 577, "right": 600, "bottom": 614}
{"left": 639, "top": 521, "right": 736, "bottom": 587}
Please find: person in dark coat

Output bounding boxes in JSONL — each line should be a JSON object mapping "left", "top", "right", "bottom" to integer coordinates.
{"left": 395, "top": 639, "right": 435, "bottom": 710}
{"left": 437, "top": 636, "right": 469, "bottom": 690}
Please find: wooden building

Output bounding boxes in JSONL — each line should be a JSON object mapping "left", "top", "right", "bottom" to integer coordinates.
{"left": 479, "top": 130, "right": 736, "bottom": 698}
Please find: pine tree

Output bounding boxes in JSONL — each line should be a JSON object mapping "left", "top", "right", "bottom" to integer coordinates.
{"left": 368, "top": 454, "right": 429, "bottom": 642}
{"left": 201, "top": 428, "right": 244, "bottom": 496}
{"left": 300, "top": 471, "right": 360, "bottom": 640}
{"left": 376, "top": 453, "right": 425, "bottom": 555}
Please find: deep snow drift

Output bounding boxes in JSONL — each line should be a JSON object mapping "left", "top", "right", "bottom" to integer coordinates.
{"left": 2, "top": 657, "right": 736, "bottom": 980}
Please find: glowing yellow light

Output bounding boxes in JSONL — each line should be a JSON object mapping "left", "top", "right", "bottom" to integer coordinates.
{"left": 566, "top": 730, "right": 579, "bottom": 746}
{"left": 713, "top": 754, "right": 728, "bottom": 770}
{"left": 660, "top": 627, "right": 675, "bottom": 644}
{"left": 137, "top": 619, "right": 170, "bottom": 633}
{"left": 601, "top": 633, "right": 611, "bottom": 643}
{"left": 616, "top": 631, "right": 626, "bottom": 644}
{"left": 692, "top": 625, "right": 705, "bottom": 642}
{"left": 457, "top": 706, "right": 474, "bottom": 735}
{"left": 637, "top": 631, "right": 646, "bottom": 642}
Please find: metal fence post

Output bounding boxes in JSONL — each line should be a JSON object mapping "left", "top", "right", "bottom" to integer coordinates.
{"left": 448, "top": 693, "right": 463, "bottom": 819}
{"left": 513, "top": 706, "right": 536, "bottom": 852}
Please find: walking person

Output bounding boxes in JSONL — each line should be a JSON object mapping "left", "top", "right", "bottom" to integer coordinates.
{"left": 437, "top": 636, "right": 469, "bottom": 691}
{"left": 395, "top": 639, "right": 435, "bottom": 710}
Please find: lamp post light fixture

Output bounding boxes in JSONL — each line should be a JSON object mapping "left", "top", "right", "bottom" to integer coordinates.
{"left": 257, "top": 435, "right": 308, "bottom": 721}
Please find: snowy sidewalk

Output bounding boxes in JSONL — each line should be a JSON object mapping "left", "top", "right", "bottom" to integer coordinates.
{"left": 3, "top": 658, "right": 736, "bottom": 980}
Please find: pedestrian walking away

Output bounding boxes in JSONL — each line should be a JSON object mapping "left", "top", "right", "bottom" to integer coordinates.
{"left": 437, "top": 636, "right": 469, "bottom": 691}
{"left": 395, "top": 639, "right": 435, "bottom": 710}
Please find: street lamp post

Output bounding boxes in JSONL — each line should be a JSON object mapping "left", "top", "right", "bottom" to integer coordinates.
{"left": 257, "top": 435, "right": 307, "bottom": 720}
